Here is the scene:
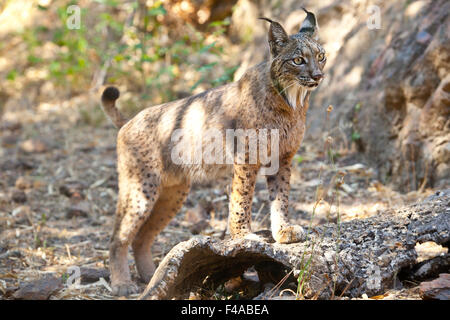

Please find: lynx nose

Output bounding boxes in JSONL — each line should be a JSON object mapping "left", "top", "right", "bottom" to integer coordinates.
{"left": 311, "top": 72, "right": 323, "bottom": 81}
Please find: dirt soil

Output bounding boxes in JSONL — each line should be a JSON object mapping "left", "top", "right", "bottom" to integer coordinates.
{"left": 0, "top": 94, "right": 438, "bottom": 300}
{"left": 0, "top": 0, "right": 447, "bottom": 300}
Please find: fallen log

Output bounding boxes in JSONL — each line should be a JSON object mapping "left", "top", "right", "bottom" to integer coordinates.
{"left": 139, "top": 190, "right": 450, "bottom": 300}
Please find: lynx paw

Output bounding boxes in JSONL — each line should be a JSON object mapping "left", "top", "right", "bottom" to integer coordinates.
{"left": 111, "top": 282, "right": 138, "bottom": 297}
{"left": 273, "top": 225, "right": 305, "bottom": 244}
{"left": 231, "top": 231, "right": 265, "bottom": 242}
{"left": 243, "top": 232, "right": 266, "bottom": 242}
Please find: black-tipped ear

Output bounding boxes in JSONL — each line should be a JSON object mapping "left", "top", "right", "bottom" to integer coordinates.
{"left": 259, "top": 17, "right": 289, "bottom": 57}
{"left": 298, "top": 8, "right": 318, "bottom": 39}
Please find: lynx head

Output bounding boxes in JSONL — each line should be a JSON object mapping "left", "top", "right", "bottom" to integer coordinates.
{"left": 261, "top": 9, "right": 326, "bottom": 109}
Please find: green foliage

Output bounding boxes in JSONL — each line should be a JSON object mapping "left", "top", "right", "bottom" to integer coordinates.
{"left": 327, "top": 148, "right": 341, "bottom": 161}
{"left": 13, "top": 0, "right": 237, "bottom": 112}
{"left": 6, "top": 70, "right": 17, "bottom": 81}
{"left": 351, "top": 131, "right": 361, "bottom": 141}
{"left": 94, "top": 0, "right": 121, "bottom": 6}
{"left": 40, "top": 213, "right": 47, "bottom": 225}
{"left": 294, "top": 155, "right": 304, "bottom": 165}
{"left": 212, "top": 65, "right": 239, "bottom": 86}
{"left": 61, "top": 272, "right": 69, "bottom": 283}
{"left": 351, "top": 102, "right": 362, "bottom": 144}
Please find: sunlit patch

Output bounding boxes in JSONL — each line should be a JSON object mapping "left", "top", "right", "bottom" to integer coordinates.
{"left": 183, "top": 101, "right": 206, "bottom": 137}
{"left": 157, "top": 104, "right": 180, "bottom": 140}
{"left": 0, "top": 0, "right": 36, "bottom": 36}
{"left": 415, "top": 242, "right": 448, "bottom": 263}
{"left": 345, "top": 66, "right": 363, "bottom": 87}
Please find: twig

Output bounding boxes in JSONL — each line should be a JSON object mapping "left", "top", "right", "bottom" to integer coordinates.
{"left": 254, "top": 202, "right": 265, "bottom": 222}
{"left": 339, "top": 278, "right": 354, "bottom": 298}
{"left": 65, "top": 244, "right": 72, "bottom": 261}
{"left": 266, "top": 269, "right": 293, "bottom": 300}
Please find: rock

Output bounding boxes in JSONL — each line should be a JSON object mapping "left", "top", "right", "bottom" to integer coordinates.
{"left": 66, "top": 201, "right": 90, "bottom": 218}
{"left": 11, "top": 189, "right": 27, "bottom": 203}
{"left": 253, "top": 0, "right": 450, "bottom": 192}
{"left": 19, "top": 139, "right": 49, "bottom": 153}
{"left": 0, "top": 121, "right": 22, "bottom": 131}
{"left": 12, "top": 275, "right": 63, "bottom": 300}
{"left": 11, "top": 205, "right": 32, "bottom": 224}
{"left": 1, "top": 285, "right": 19, "bottom": 298}
{"left": 415, "top": 30, "right": 432, "bottom": 44}
{"left": 79, "top": 267, "right": 110, "bottom": 284}
{"left": 412, "top": 255, "right": 450, "bottom": 281}
{"left": 1, "top": 135, "right": 20, "bottom": 148}
{"left": 59, "top": 182, "right": 86, "bottom": 199}
{"left": 0, "top": 158, "right": 35, "bottom": 171}
{"left": 415, "top": 241, "right": 448, "bottom": 263}
{"left": 419, "top": 274, "right": 450, "bottom": 300}
{"left": 15, "top": 176, "right": 33, "bottom": 190}
{"left": 0, "top": 250, "right": 22, "bottom": 260}
{"left": 138, "top": 190, "right": 449, "bottom": 300}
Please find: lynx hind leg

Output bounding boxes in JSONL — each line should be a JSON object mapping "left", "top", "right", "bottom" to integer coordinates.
{"left": 110, "top": 167, "right": 162, "bottom": 296}
{"left": 132, "top": 182, "right": 190, "bottom": 283}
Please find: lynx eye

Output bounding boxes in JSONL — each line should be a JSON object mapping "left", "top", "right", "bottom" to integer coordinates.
{"left": 292, "top": 57, "right": 305, "bottom": 65}
{"left": 318, "top": 52, "right": 325, "bottom": 62}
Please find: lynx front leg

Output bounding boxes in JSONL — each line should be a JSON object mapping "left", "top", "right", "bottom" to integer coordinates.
{"left": 266, "top": 158, "right": 305, "bottom": 243}
{"left": 228, "top": 164, "right": 259, "bottom": 239}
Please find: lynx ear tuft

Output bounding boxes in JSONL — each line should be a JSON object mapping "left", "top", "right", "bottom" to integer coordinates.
{"left": 260, "top": 17, "right": 289, "bottom": 57}
{"left": 298, "top": 8, "right": 318, "bottom": 39}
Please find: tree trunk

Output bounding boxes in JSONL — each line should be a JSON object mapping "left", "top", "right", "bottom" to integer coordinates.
{"left": 139, "top": 190, "right": 449, "bottom": 300}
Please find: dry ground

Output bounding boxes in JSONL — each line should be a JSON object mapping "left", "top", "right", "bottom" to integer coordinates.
{"left": 0, "top": 93, "right": 439, "bottom": 300}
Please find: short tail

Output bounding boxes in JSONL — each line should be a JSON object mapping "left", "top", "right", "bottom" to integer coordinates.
{"left": 101, "top": 86, "right": 128, "bottom": 128}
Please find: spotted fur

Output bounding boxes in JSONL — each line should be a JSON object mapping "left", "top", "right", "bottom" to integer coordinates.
{"left": 101, "top": 10, "right": 326, "bottom": 296}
